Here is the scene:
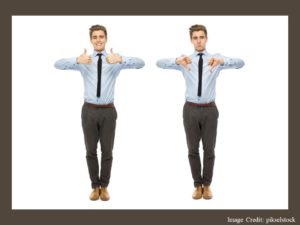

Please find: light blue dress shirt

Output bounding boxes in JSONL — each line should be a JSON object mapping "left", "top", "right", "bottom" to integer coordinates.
{"left": 156, "top": 50, "right": 245, "bottom": 104}
{"left": 54, "top": 50, "right": 145, "bottom": 104}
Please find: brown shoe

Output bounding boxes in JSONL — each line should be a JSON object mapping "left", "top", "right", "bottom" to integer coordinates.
{"left": 100, "top": 187, "right": 110, "bottom": 201}
{"left": 203, "top": 186, "right": 213, "bottom": 200}
{"left": 89, "top": 187, "right": 100, "bottom": 201}
{"left": 192, "top": 186, "right": 203, "bottom": 200}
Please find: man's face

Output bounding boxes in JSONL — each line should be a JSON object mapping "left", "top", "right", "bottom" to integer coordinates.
{"left": 90, "top": 30, "right": 107, "bottom": 52}
{"left": 191, "top": 30, "right": 207, "bottom": 52}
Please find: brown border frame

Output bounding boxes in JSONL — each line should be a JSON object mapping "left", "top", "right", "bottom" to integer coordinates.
{"left": 1, "top": 1, "right": 299, "bottom": 224}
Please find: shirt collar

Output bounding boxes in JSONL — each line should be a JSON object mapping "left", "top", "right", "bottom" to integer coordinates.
{"left": 193, "top": 49, "right": 208, "bottom": 57}
{"left": 92, "top": 49, "right": 107, "bottom": 57}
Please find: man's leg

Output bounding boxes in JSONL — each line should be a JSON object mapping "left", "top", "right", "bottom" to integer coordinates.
{"left": 201, "top": 106, "right": 218, "bottom": 199}
{"left": 81, "top": 103, "right": 101, "bottom": 189}
{"left": 183, "top": 103, "right": 203, "bottom": 188}
{"left": 98, "top": 107, "right": 117, "bottom": 201}
{"left": 81, "top": 103, "right": 101, "bottom": 200}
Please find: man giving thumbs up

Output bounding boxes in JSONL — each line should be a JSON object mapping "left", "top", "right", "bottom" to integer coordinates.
{"left": 54, "top": 25, "right": 145, "bottom": 201}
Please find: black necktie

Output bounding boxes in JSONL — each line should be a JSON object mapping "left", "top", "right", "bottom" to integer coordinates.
{"left": 97, "top": 53, "right": 102, "bottom": 97}
{"left": 198, "top": 53, "right": 203, "bottom": 96}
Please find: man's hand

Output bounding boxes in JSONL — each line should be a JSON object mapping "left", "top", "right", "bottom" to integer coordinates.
{"left": 106, "top": 48, "right": 122, "bottom": 64}
{"left": 76, "top": 49, "right": 92, "bottom": 64}
{"left": 175, "top": 55, "right": 192, "bottom": 70}
{"left": 208, "top": 57, "right": 224, "bottom": 70}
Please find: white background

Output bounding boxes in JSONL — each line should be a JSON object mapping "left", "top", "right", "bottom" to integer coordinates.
{"left": 12, "top": 16, "right": 288, "bottom": 209}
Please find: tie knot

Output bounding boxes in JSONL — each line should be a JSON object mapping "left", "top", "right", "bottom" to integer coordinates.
{"left": 198, "top": 53, "right": 203, "bottom": 57}
{"left": 97, "top": 53, "right": 102, "bottom": 63}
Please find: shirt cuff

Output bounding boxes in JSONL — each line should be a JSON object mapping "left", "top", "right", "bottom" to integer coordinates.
{"left": 121, "top": 55, "right": 128, "bottom": 64}
{"left": 222, "top": 57, "right": 228, "bottom": 67}
{"left": 71, "top": 57, "right": 79, "bottom": 64}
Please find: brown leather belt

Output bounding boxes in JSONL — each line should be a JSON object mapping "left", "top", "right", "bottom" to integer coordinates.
{"left": 186, "top": 101, "right": 215, "bottom": 107}
{"left": 85, "top": 102, "right": 114, "bottom": 108}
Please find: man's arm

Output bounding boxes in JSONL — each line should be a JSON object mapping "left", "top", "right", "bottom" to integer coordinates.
{"left": 54, "top": 49, "right": 92, "bottom": 70}
{"left": 209, "top": 54, "right": 245, "bottom": 70}
{"left": 157, "top": 55, "right": 191, "bottom": 71}
{"left": 106, "top": 48, "right": 145, "bottom": 69}
{"left": 221, "top": 57, "right": 245, "bottom": 69}
{"left": 119, "top": 56, "right": 145, "bottom": 69}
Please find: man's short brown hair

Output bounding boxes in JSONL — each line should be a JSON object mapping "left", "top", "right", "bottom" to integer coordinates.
{"left": 89, "top": 25, "right": 107, "bottom": 39}
{"left": 189, "top": 24, "right": 207, "bottom": 39}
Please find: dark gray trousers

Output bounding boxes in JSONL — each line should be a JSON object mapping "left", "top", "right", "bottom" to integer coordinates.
{"left": 183, "top": 102, "right": 219, "bottom": 187}
{"left": 81, "top": 103, "right": 117, "bottom": 188}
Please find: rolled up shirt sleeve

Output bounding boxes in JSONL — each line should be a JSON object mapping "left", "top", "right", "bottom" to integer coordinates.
{"left": 156, "top": 58, "right": 182, "bottom": 71}
{"left": 220, "top": 55, "right": 245, "bottom": 69}
{"left": 54, "top": 57, "right": 80, "bottom": 70}
{"left": 120, "top": 56, "right": 145, "bottom": 69}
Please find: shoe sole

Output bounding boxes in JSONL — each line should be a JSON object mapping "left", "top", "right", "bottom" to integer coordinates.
{"left": 203, "top": 196, "right": 213, "bottom": 200}
{"left": 192, "top": 197, "right": 202, "bottom": 200}
{"left": 192, "top": 195, "right": 202, "bottom": 200}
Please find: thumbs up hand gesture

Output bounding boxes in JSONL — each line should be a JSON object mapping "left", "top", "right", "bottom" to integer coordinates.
{"left": 76, "top": 49, "right": 92, "bottom": 64}
{"left": 106, "top": 48, "right": 122, "bottom": 64}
